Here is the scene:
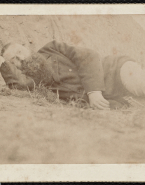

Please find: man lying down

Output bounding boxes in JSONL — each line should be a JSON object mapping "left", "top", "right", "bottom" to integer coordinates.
{"left": 0, "top": 40, "right": 144, "bottom": 110}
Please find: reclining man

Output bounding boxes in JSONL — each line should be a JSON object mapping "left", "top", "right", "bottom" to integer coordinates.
{"left": 0, "top": 40, "right": 144, "bottom": 109}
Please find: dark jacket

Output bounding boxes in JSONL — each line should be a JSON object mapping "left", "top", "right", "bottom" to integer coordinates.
{"left": 0, "top": 40, "right": 134, "bottom": 102}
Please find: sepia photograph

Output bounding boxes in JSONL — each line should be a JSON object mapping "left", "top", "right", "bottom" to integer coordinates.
{"left": 0, "top": 5, "right": 145, "bottom": 170}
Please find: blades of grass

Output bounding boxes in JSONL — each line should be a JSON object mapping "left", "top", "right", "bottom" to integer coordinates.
{"left": 27, "top": 86, "right": 33, "bottom": 99}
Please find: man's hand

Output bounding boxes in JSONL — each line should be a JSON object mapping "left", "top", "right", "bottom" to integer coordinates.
{"left": 88, "top": 91, "right": 110, "bottom": 110}
{"left": 0, "top": 61, "right": 34, "bottom": 90}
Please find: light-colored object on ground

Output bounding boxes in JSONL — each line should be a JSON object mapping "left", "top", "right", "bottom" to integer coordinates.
{"left": 0, "top": 56, "right": 5, "bottom": 66}
{"left": 120, "top": 61, "right": 145, "bottom": 96}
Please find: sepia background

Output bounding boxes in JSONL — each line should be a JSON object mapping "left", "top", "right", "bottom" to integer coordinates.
{"left": 1, "top": 15, "right": 145, "bottom": 163}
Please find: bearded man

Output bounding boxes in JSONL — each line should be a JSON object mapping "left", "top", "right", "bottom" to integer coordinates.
{"left": 0, "top": 40, "right": 144, "bottom": 109}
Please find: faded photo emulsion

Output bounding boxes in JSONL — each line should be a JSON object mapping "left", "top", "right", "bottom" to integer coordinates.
{"left": 1, "top": 13, "right": 145, "bottom": 165}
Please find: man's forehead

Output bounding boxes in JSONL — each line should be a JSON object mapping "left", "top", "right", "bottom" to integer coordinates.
{"left": 4, "top": 43, "right": 18, "bottom": 53}
{"left": 6, "top": 43, "right": 24, "bottom": 52}
{"left": 3, "top": 45, "right": 17, "bottom": 59}
{"left": 3, "top": 43, "right": 31, "bottom": 60}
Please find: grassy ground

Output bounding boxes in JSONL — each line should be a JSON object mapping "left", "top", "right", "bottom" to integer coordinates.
{"left": 1, "top": 80, "right": 145, "bottom": 164}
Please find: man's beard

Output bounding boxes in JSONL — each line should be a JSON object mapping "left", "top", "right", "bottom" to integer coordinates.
{"left": 20, "top": 52, "right": 53, "bottom": 86}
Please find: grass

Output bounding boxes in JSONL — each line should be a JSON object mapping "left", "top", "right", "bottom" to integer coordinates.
{"left": 1, "top": 84, "right": 145, "bottom": 113}
{"left": 1, "top": 83, "right": 145, "bottom": 164}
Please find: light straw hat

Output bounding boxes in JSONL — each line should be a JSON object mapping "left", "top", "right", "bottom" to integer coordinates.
{"left": 120, "top": 61, "right": 145, "bottom": 96}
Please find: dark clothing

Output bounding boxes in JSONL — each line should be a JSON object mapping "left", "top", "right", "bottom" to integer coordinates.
{"left": 0, "top": 40, "right": 134, "bottom": 102}
{"left": 102, "top": 55, "right": 134, "bottom": 99}
{"left": 37, "top": 40, "right": 105, "bottom": 101}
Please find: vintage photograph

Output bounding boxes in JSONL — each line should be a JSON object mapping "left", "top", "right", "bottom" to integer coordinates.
{"left": 0, "top": 12, "right": 145, "bottom": 165}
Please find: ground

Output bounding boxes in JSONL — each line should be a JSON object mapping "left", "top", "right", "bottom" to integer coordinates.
{"left": 1, "top": 15, "right": 145, "bottom": 164}
{"left": 1, "top": 76, "right": 145, "bottom": 164}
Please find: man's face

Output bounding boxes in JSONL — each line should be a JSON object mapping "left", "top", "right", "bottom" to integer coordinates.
{"left": 3, "top": 43, "right": 31, "bottom": 69}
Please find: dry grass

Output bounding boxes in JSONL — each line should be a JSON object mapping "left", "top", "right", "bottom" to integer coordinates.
{"left": 1, "top": 85, "right": 145, "bottom": 163}
{"left": 1, "top": 84, "right": 145, "bottom": 130}
{"left": 1, "top": 84, "right": 145, "bottom": 111}
{"left": 0, "top": 84, "right": 144, "bottom": 130}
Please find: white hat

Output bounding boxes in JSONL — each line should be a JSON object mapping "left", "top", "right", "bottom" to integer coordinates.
{"left": 120, "top": 61, "right": 145, "bottom": 96}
